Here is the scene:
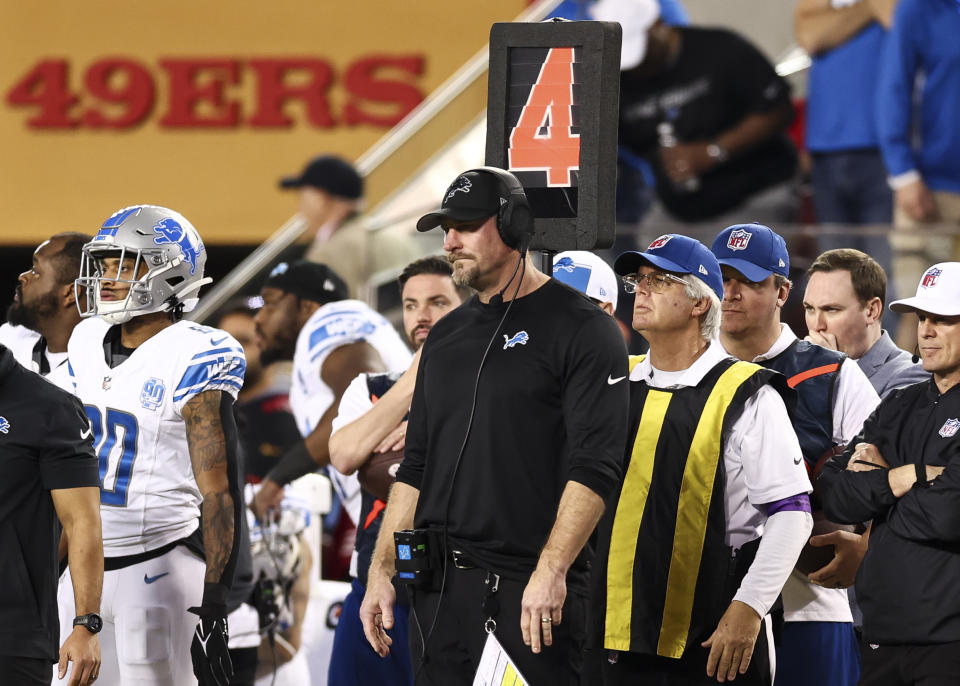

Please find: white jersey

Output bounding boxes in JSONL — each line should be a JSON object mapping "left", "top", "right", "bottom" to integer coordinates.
{"left": 0, "top": 322, "right": 73, "bottom": 391}
{"left": 68, "top": 317, "right": 245, "bottom": 556}
{"left": 289, "top": 300, "right": 411, "bottom": 437}
{"left": 290, "top": 300, "right": 411, "bottom": 533}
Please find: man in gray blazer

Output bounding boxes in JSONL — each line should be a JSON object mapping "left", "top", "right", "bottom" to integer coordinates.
{"left": 803, "top": 248, "right": 928, "bottom": 398}
{"left": 801, "top": 248, "right": 929, "bottom": 596}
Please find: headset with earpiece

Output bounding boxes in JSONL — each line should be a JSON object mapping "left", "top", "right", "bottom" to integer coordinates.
{"left": 461, "top": 166, "right": 535, "bottom": 253}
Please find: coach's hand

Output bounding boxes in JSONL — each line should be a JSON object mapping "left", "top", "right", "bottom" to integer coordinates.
{"left": 188, "top": 606, "right": 233, "bottom": 686}
{"left": 520, "top": 562, "right": 565, "bottom": 654}
{"left": 58, "top": 626, "right": 100, "bottom": 684}
{"left": 361, "top": 568, "right": 397, "bottom": 657}
{"left": 702, "top": 600, "right": 761, "bottom": 683}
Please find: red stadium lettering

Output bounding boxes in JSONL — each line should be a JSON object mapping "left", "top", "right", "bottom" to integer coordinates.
{"left": 248, "top": 58, "right": 336, "bottom": 128}
{"left": 507, "top": 47, "right": 580, "bottom": 187}
{"left": 158, "top": 58, "right": 241, "bottom": 127}
{"left": 5, "top": 55, "right": 425, "bottom": 130}
{"left": 5, "top": 59, "right": 79, "bottom": 128}
{"left": 342, "top": 55, "right": 425, "bottom": 127}
{"left": 82, "top": 58, "right": 156, "bottom": 129}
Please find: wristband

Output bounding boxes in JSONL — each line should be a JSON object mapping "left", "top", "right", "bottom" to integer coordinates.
{"left": 188, "top": 582, "right": 229, "bottom": 618}
{"left": 266, "top": 440, "right": 318, "bottom": 486}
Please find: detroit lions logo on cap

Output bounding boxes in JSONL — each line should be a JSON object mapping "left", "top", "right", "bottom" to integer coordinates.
{"left": 0, "top": 416, "right": 9, "bottom": 434}
{"left": 154, "top": 218, "right": 203, "bottom": 275}
{"left": 939, "top": 418, "right": 960, "bottom": 438}
{"left": 270, "top": 262, "right": 289, "bottom": 277}
{"left": 726, "top": 229, "right": 752, "bottom": 251}
{"left": 445, "top": 175, "right": 472, "bottom": 202}
{"left": 648, "top": 235, "right": 673, "bottom": 250}
{"left": 554, "top": 256, "right": 577, "bottom": 273}
{"left": 922, "top": 267, "right": 942, "bottom": 289}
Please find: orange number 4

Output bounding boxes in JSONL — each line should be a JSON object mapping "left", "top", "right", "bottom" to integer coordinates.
{"left": 508, "top": 47, "right": 580, "bottom": 187}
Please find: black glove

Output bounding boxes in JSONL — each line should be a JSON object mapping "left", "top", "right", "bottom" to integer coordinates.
{"left": 188, "top": 606, "right": 233, "bottom": 686}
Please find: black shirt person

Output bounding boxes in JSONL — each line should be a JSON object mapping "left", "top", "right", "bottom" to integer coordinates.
{"left": 592, "top": 0, "right": 797, "bottom": 223}
{"left": 819, "top": 262, "right": 960, "bottom": 686}
{"left": 359, "top": 168, "right": 628, "bottom": 685}
{"left": 0, "top": 344, "right": 103, "bottom": 685}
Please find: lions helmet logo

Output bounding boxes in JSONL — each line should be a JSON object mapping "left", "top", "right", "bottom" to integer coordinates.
{"left": 726, "top": 229, "right": 752, "bottom": 251}
{"left": 444, "top": 175, "right": 472, "bottom": 203}
{"left": 648, "top": 235, "right": 673, "bottom": 250}
{"left": 922, "top": 267, "right": 942, "bottom": 289}
{"left": 153, "top": 218, "right": 203, "bottom": 275}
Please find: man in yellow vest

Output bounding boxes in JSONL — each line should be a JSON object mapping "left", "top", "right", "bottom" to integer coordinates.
{"left": 590, "top": 234, "right": 812, "bottom": 685}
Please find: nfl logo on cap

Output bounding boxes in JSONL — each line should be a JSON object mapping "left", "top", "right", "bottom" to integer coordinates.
{"left": 727, "top": 229, "right": 752, "bottom": 251}
{"left": 648, "top": 235, "right": 672, "bottom": 250}
{"left": 922, "top": 267, "right": 942, "bottom": 289}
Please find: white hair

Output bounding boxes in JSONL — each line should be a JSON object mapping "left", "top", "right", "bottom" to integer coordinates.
{"left": 682, "top": 276, "right": 722, "bottom": 341}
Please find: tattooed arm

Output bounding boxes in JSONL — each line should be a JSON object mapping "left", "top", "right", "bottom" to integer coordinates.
{"left": 183, "top": 390, "right": 241, "bottom": 599}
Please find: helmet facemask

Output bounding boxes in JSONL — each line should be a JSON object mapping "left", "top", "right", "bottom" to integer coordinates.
{"left": 74, "top": 206, "right": 212, "bottom": 324}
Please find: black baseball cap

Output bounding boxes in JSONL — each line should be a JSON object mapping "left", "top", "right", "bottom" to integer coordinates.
{"left": 416, "top": 170, "right": 502, "bottom": 232}
{"left": 263, "top": 260, "right": 349, "bottom": 304}
{"left": 279, "top": 155, "right": 363, "bottom": 200}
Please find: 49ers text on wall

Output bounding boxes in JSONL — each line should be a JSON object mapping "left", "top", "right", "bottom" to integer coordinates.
{"left": 5, "top": 56, "right": 425, "bottom": 130}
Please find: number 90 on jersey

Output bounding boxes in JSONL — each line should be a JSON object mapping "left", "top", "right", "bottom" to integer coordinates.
{"left": 486, "top": 20, "right": 622, "bottom": 252}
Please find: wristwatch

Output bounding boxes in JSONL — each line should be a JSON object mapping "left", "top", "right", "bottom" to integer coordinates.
{"left": 706, "top": 142, "right": 729, "bottom": 163}
{"left": 73, "top": 613, "right": 103, "bottom": 634}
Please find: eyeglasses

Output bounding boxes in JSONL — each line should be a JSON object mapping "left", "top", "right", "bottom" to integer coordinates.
{"left": 622, "top": 272, "right": 687, "bottom": 294}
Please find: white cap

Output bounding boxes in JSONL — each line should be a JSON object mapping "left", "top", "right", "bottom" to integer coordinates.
{"left": 889, "top": 262, "right": 960, "bottom": 316}
{"left": 589, "top": 0, "right": 661, "bottom": 71}
{"left": 552, "top": 251, "right": 619, "bottom": 309}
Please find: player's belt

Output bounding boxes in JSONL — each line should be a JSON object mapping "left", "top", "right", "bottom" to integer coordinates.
{"left": 450, "top": 550, "right": 479, "bottom": 570}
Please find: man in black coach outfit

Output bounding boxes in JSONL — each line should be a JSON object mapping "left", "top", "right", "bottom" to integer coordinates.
{"left": 359, "top": 167, "right": 629, "bottom": 684}
{"left": 0, "top": 343, "right": 103, "bottom": 685}
{"left": 819, "top": 261, "right": 960, "bottom": 685}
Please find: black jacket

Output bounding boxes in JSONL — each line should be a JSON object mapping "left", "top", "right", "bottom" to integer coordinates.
{"left": 0, "top": 344, "right": 99, "bottom": 660}
{"left": 819, "top": 379, "right": 960, "bottom": 644}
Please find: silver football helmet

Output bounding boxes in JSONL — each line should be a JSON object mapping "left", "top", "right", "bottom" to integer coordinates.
{"left": 75, "top": 205, "right": 212, "bottom": 325}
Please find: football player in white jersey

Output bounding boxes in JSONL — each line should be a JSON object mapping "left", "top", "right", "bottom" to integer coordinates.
{"left": 60, "top": 205, "right": 244, "bottom": 686}
{"left": 250, "top": 260, "right": 411, "bottom": 522}
{"left": 0, "top": 232, "right": 91, "bottom": 390}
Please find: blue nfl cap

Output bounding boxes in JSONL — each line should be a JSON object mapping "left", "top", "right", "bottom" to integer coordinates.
{"left": 614, "top": 234, "right": 724, "bottom": 300}
{"left": 711, "top": 223, "right": 789, "bottom": 283}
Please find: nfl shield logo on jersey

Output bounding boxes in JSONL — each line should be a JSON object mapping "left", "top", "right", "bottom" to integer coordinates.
{"left": 922, "top": 267, "right": 942, "bottom": 289}
{"left": 939, "top": 418, "right": 960, "bottom": 438}
{"left": 140, "top": 377, "right": 166, "bottom": 411}
{"left": 727, "top": 229, "right": 752, "bottom": 251}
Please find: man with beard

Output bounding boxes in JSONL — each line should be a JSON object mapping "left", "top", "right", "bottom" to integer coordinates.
{"left": 249, "top": 260, "right": 411, "bottom": 521}
{"left": 327, "top": 256, "right": 467, "bottom": 686}
{"left": 0, "top": 232, "right": 91, "bottom": 389}
{"left": 359, "top": 168, "right": 628, "bottom": 684}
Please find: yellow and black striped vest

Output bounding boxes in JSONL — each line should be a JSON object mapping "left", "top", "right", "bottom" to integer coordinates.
{"left": 593, "top": 354, "right": 785, "bottom": 658}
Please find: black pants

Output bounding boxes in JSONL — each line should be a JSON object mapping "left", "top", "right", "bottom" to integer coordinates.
{"left": 0, "top": 654, "right": 51, "bottom": 686}
{"left": 409, "top": 562, "right": 586, "bottom": 685}
{"left": 227, "top": 646, "right": 258, "bottom": 686}
{"left": 597, "top": 622, "right": 772, "bottom": 686}
{"left": 860, "top": 641, "right": 960, "bottom": 686}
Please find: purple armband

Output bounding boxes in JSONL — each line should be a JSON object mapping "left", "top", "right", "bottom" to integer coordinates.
{"left": 765, "top": 493, "right": 811, "bottom": 516}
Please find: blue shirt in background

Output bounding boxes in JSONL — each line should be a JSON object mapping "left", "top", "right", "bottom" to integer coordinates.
{"left": 876, "top": 0, "right": 960, "bottom": 191}
{"left": 806, "top": 22, "right": 886, "bottom": 152}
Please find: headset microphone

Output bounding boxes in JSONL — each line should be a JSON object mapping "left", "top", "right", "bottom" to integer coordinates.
{"left": 913, "top": 345, "right": 920, "bottom": 364}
